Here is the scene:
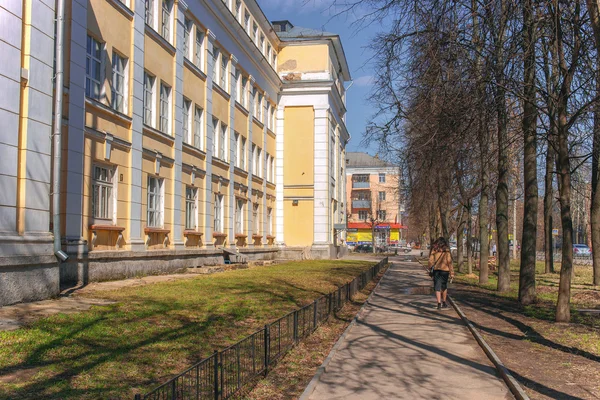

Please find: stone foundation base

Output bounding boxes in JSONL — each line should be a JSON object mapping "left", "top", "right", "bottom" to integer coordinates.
{"left": 0, "top": 261, "right": 60, "bottom": 306}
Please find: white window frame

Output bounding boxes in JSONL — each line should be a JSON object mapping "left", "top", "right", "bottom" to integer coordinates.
{"left": 267, "top": 207, "right": 273, "bottom": 236}
{"left": 161, "top": 0, "right": 173, "bottom": 42}
{"left": 377, "top": 210, "right": 386, "bottom": 220}
{"left": 143, "top": 72, "right": 156, "bottom": 127}
{"left": 220, "top": 53, "right": 228, "bottom": 90}
{"left": 92, "top": 164, "right": 117, "bottom": 223}
{"left": 379, "top": 191, "right": 386, "bottom": 201}
{"left": 194, "top": 106, "right": 204, "bottom": 150}
{"left": 111, "top": 51, "right": 128, "bottom": 113}
{"left": 252, "top": 22, "right": 258, "bottom": 46}
{"left": 86, "top": 35, "right": 103, "bottom": 101}
{"left": 235, "top": 70, "right": 242, "bottom": 104}
{"left": 235, "top": 198, "right": 244, "bottom": 234}
{"left": 212, "top": 117, "right": 219, "bottom": 157}
{"left": 234, "top": 132, "right": 240, "bottom": 168}
{"left": 183, "top": 18, "right": 192, "bottom": 59}
{"left": 358, "top": 210, "right": 368, "bottom": 220}
{"left": 253, "top": 203, "right": 260, "bottom": 235}
{"left": 379, "top": 173, "right": 386, "bottom": 183}
{"left": 241, "top": 136, "right": 247, "bottom": 170}
{"left": 242, "top": 76, "right": 249, "bottom": 109}
{"left": 185, "top": 186, "right": 198, "bottom": 230}
{"left": 195, "top": 29, "right": 205, "bottom": 71}
{"left": 147, "top": 176, "right": 164, "bottom": 228}
{"left": 245, "top": 11, "right": 251, "bottom": 35}
{"left": 182, "top": 97, "right": 191, "bottom": 144}
{"left": 212, "top": 47, "right": 220, "bottom": 84}
{"left": 219, "top": 122, "right": 228, "bottom": 161}
{"left": 257, "top": 147, "right": 262, "bottom": 178}
{"left": 251, "top": 144, "right": 256, "bottom": 175}
{"left": 258, "top": 93, "right": 263, "bottom": 122}
{"left": 235, "top": 0, "right": 242, "bottom": 23}
{"left": 214, "top": 193, "right": 224, "bottom": 233}
{"left": 145, "top": 0, "right": 155, "bottom": 28}
{"left": 159, "top": 82, "right": 171, "bottom": 134}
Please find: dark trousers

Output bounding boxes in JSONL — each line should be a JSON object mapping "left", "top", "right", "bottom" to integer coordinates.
{"left": 433, "top": 270, "right": 450, "bottom": 292}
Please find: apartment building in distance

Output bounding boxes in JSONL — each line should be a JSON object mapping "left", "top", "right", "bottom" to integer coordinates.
{"left": 0, "top": 0, "right": 351, "bottom": 306}
{"left": 345, "top": 152, "right": 404, "bottom": 247}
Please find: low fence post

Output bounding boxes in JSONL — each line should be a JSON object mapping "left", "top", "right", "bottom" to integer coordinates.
{"left": 328, "top": 292, "right": 332, "bottom": 316}
{"left": 213, "top": 350, "right": 219, "bottom": 400}
{"left": 293, "top": 310, "right": 298, "bottom": 343}
{"left": 313, "top": 299, "right": 318, "bottom": 330}
{"left": 264, "top": 324, "right": 270, "bottom": 377}
{"left": 134, "top": 394, "right": 141, "bottom": 400}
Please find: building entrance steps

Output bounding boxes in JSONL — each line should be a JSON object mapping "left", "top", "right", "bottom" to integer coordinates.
{"left": 302, "top": 258, "right": 514, "bottom": 400}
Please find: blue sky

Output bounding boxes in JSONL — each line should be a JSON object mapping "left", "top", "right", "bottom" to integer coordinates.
{"left": 259, "top": 0, "right": 381, "bottom": 154}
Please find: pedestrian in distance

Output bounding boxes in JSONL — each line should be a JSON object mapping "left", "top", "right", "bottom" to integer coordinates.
{"left": 428, "top": 237, "right": 455, "bottom": 310}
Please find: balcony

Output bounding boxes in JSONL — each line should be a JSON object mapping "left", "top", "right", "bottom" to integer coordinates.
{"left": 352, "top": 181, "right": 370, "bottom": 189}
{"left": 352, "top": 200, "right": 372, "bottom": 209}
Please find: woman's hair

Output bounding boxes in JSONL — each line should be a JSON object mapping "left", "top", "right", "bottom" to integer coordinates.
{"left": 431, "top": 237, "right": 450, "bottom": 253}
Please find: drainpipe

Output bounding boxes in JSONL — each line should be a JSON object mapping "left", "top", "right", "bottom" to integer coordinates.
{"left": 52, "top": 0, "right": 68, "bottom": 262}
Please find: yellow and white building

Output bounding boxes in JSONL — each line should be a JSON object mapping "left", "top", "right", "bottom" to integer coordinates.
{"left": 0, "top": 0, "right": 351, "bottom": 305}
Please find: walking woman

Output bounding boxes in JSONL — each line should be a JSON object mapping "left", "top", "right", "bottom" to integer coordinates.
{"left": 428, "top": 237, "right": 455, "bottom": 310}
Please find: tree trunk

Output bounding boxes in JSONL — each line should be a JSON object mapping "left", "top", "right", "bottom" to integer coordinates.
{"left": 519, "top": 0, "right": 538, "bottom": 305}
{"left": 479, "top": 170, "right": 490, "bottom": 283}
{"left": 588, "top": 0, "right": 600, "bottom": 285}
{"left": 496, "top": 85, "right": 511, "bottom": 292}
{"left": 467, "top": 203, "right": 473, "bottom": 274}
{"left": 544, "top": 144, "right": 555, "bottom": 273}
{"left": 457, "top": 207, "right": 466, "bottom": 272}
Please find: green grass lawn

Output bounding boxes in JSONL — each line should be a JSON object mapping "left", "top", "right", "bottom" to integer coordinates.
{"left": 0, "top": 260, "right": 375, "bottom": 400}
{"left": 453, "top": 260, "right": 600, "bottom": 324}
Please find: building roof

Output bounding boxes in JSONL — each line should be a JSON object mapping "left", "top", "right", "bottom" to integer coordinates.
{"left": 346, "top": 152, "right": 397, "bottom": 168}
{"left": 271, "top": 20, "right": 351, "bottom": 81}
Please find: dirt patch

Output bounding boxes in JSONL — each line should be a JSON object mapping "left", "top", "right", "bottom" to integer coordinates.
{"left": 452, "top": 284, "right": 600, "bottom": 400}
{"left": 0, "top": 368, "right": 41, "bottom": 384}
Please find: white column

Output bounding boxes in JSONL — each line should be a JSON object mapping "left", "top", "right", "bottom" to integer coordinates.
{"left": 313, "top": 106, "right": 330, "bottom": 245}
{"left": 275, "top": 105, "right": 285, "bottom": 245}
{"left": 203, "top": 30, "right": 217, "bottom": 246}
{"left": 227, "top": 56, "right": 238, "bottom": 247}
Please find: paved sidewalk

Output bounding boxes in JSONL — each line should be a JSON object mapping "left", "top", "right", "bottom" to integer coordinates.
{"left": 305, "top": 258, "right": 513, "bottom": 400}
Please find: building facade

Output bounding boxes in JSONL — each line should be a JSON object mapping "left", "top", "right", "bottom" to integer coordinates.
{"left": 345, "top": 152, "right": 404, "bottom": 247}
{"left": 0, "top": 0, "right": 351, "bottom": 306}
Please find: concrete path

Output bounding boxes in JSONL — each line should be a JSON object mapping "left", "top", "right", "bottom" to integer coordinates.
{"left": 305, "top": 258, "right": 513, "bottom": 400}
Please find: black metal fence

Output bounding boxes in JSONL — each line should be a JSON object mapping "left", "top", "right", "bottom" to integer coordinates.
{"left": 135, "top": 257, "right": 388, "bottom": 400}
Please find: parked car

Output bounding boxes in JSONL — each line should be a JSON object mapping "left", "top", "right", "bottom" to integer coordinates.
{"left": 573, "top": 244, "right": 592, "bottom": 256}
{"left": 354, "top": 244, "right": 373, "bottom": 253}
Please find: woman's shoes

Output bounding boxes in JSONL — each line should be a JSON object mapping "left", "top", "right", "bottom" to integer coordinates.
{"left": 442, "top": 302, "right": 448, "bottom": 309}
{"left": 437, "top": 303, "right": 442, "bottom": 310}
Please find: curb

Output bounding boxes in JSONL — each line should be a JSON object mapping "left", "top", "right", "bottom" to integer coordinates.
{"left": 447, "top": 296, "right": 530, "bottom": 400}
{"left": 298, "top": 261, "right": 391, "bottom": 400}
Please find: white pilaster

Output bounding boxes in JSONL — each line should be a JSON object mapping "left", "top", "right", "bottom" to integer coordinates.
{"left": 313, "top": 106, "right": 330, "bottom": 245}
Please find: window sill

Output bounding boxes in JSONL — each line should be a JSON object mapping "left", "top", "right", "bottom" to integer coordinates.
{"left": 252, "top": 174, "right": 264, "bottom": 185}
{"left": 90, "top": 224, "right": 125, "bottom": 232}
{"left": 183, "top": 230, "right": 203, "bottom": 237}
{"left": 267, "top": 128, "right": 275, "bottom": 137}
{"left": 212, "top": 157, "right": 229, "bottom": 168}
{"left": 106, "top": 0, "right": 134, "bottom": 19}
{"left": 235, "top": 102, "right": 249, "bottom": 116}
{"left": 212, "top": 82, "right": 230, "bottom": 99}
{"left": 145, "top": 24, "right": 176, "bottom": 56}
{"left": 184, "top": 58, "right": 207, "bottom": 81}
{"left": 234, "top": 167, "right": 248, "bottom": 177}
{"left": 183, "top": 142, "right": 206, "bottom": 158}
{"left": 85, "top": 97, "right": 132, "bottom": 125}
{"left": 143, "top": 124, "right": 175, "bottom": 145}
{"left": 252, "top": 117, "right": 264, "bottom": 129}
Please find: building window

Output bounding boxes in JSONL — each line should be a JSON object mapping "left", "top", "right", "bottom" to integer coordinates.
{"left": 242, "top": 76, "right": 249, "bottom": 109}
{"left": 219, "top": 122, "right": 228, "bottom": 161}
{"left": 220, "top": 53, "right": 228, "bottom": 89}
{"left": 250, "top": 144, "right": 256, "bottom": 174}
{"left": 92, "top": 165, "right": 115, "bottom": 221}
{"left": 143, "top": 72, "right": 155, "bottom": 127}
{"left": 267, "top": 45, "right": 272, "bottom": 64}
{"left": 147, "top": 176, "right": 164, "bottom": 227}
{"left": 159, "top": 82, "right": 171, "bottom": 134}
{"left": 145, "top": 0, "right": 154, "bottom": 27}
{"left": 257, "top": 93, "right": 263, "bottom": 122}
{"left": 161, "top": 0, "right": 173, "bottom": 41}
{"left": 379, "top": 173, "right": 386, "bottom": 183}
{"left": 252, "top": 22, "right": 258, "bottom": 45}
{"left": 235, "top": 198, "right": 244, "bottom": 234}
{"left": 253, "top": 203, "right": 260, "bottom": 234}
{"left": 185, "top": 187, "right": 198, "bottom": 230}
{"left": 182, "top": 98, "right": 191, "bottom": 144}
{"left": 241, "top": 136, "right": 246, "bottom": 170}
{"left": 111, "top": 52, "right": 127, "bottom": 113}
{"left": 235, "top": 0, "right": 242, "bottom": 23}
{"left": 183, "top": 18, "right": 192, "bottom": 58}
{"left": 267, "top": 208, "right": 273, "bottom": 236}
{"left": 265, "top": 154, "right": 270, "bottom": 181}
{"left": 377, "top": 210, "right": 386, "bottom": 220}
{"left": 195, "top": 30, "right": 205, "bottom": 71}
{"left": 214, "top": 194, "right": 224, "bottom": 233}
{"left": 270, "top": 157, "right": 274, "bottom": 182}
{"left": 194, "top": 106, "right": 204, "bottom": 150}
{"left": 358, "top": 210, "right": 368, "bottom": 220}
{"left": 255, "top": 147, "right": 261, "bottom": 176}
{"left": 260, "top": 33, "right": 265, "bottom": 54}
{"left": 86, "top": 36, "right": 103, "bottom": 100}
{"left": 379, "top": 191, "right": 386, "bottom": 201}
{"left": 234, "top": 132, "right": 240, "bottom": 167}
{"left": 244, "top": 12, "right": 251, "bottom": 35}
{"left": 212, "top": 118, "right": 219, "bottom": 157}
{"left": 235, "top": 70, "right": 242, "bottom": 104}
{"left": 212, "top": 47, "right": 220, "bottom": 84}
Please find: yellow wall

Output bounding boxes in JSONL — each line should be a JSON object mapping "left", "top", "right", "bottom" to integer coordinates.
{"left": 212, "top": 91, "right": 229, "bottom": 122}
{"left": 283, "top": 107, "right": 314, "bottom": 186}
{"left": 278, "top": 44, "right": 329, "bottom": 74}
{"left": 284, "top": 200, "right": 313, "bottom": 246}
